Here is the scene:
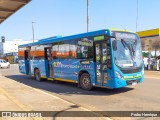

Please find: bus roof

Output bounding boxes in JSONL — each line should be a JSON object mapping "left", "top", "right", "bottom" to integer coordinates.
{"left": 19, "top": 28, "right": 135, "bottom": 48}
{"left": 19, "top": 29, "right": 109, "bottom": 48}
{"left": 110, "top": 28, "right": 133, "bottom": 33}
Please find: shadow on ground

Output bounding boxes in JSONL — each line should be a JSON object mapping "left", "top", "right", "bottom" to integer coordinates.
{"left": 5, "top": 75, "right": 134, "bottom": 96}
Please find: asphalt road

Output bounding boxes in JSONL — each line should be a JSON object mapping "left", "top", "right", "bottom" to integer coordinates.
{"left": 0, "top": 64, "right": 160, "bottom": 114}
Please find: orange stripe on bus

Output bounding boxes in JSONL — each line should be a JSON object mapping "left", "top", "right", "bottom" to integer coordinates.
{"left": 18, "top": 51, "right": 24, "bottom": 57}
{"left": 52, "top": 51, "right": 77, "bottom": 57}
{"left": 30, "top": 51, "right": 44, "bottom": 56}
{"left": 18, "top": 50, "right": 77, "bottom": 57}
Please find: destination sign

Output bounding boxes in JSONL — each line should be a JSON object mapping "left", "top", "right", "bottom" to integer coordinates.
{"left": 78, "top": 38, "right": 93, "bottom": 46}
{"left": 115, "top": 32, "right": 136, "bottom": 39}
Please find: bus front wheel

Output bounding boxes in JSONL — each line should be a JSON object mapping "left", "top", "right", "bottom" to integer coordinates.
{"left": 34, "top": 69, "right": 42, "bottom": 81}
{"left": 80, "top": 73, "right": 92, "bottom": 90}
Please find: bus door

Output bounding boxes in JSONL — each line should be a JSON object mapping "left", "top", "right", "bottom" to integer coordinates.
{"left": 24, "top": 50, "right": 30, "bottom": 75}
{"left": 44, "top": 47, "right": 54, "bottom": 78}
{"left": 95, "top": 42, "right": 108, "bottom": 85}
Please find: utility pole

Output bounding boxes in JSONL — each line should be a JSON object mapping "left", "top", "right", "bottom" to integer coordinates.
{"left": 32, "top": 22, "right": 35, "bottom": 42}
{"left": 136, "top": 0, "right": 139, "bottom": 32}
{"left": 87, "top": 0, "right": 89, "bottom": 32}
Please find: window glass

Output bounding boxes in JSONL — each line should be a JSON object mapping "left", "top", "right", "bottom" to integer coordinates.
{"left": 77, "top": 38, "right": 93, "bottom": 59}
{"left": 96, "top": 44, "right": 101, "bottom": 63}
{"left": 60, "top": 44, "right": 69, "bottom": 58}
{"left": 52, "top": 37, "right": 93, "bottom": 59}
{"left": 52, "top": 42, "right": 70, "bottom": 59}
{"left": 3, "top": 60, "right": 7, "bottom": 63}
{"left": 69, "top": 40, "right": 78, "bottom": 58}
{"left": 52, "top": 43, "right": 59, "bottom": 59}
{"left": 102, "top": 43, "right": 107, "bottom": 63}
{"left": 31, "top": 45, "right": 44, "bottom": 60}
{"left": 18, "top": 47, "right": 25, "bottom": 60}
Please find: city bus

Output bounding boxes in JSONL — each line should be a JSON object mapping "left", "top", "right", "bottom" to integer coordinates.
{"left": 18, "top": 29, "right": 144, "bottom": 90}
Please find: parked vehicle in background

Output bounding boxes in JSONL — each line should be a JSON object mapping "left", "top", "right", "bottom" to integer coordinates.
{"left": 0, "top": 59, "right": 10, "bottom": 68}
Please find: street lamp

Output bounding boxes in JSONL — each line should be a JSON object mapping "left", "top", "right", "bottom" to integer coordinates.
{"left": 136, "top": 0, "right": 139, "bottom": 32}
{"left": 32, "top": 22, "right": 35, "bottom": 42}
{"left": 87, "top": 0, "right": 89, "bottom": 32}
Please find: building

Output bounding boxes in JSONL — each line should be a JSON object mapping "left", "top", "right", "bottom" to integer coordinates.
{"left": 4, "top": 52, "right": 18, "bottom": 64}
{"left": 137, "top": 28, "right": 160, "bottom": 53}
{"left": 0, "top": 42, "right": 4, "bottom": 58}
{"left": 0, "top": 39, "right": 36, "bottom": 63}
{"left": 137, "top": 28, "right": 160, "bottom": 70}
{"left": 3, "top": 39, "right": 35, "bottom": 54}
{"left": 0, "top": 39, "right": 35, "bottom": 54}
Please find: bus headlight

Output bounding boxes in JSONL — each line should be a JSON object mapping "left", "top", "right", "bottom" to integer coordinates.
{"left": 115, "top": 71, "right": 123, "bottom": 79}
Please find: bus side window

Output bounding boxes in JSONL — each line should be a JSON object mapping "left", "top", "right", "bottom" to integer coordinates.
{"left": 77, "top": 46, "right": 83, "bottom": 58}
{"left": 52, "top": 44, "right": 58, "bottom": 59}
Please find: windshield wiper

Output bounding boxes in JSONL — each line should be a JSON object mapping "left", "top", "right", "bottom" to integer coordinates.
{"left": 130, "top": 44, "right": 135, "bottom": 56}
{"left": 121, "top": 39, "right": 130, "bottom": 51}
{"left": 121, "top": 39, "right": 135, "bottom": 62}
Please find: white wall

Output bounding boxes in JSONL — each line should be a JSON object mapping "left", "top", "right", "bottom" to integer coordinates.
{"left": 3, "top": 39, "right": 37, "bottom": 54}
{"left": 0, "top": 42, "right": 3, "bottom": 56}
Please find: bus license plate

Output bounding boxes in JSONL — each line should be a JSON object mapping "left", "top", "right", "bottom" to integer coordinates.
{"left": 132, "top": 82, "right": 137, "bottom": 85}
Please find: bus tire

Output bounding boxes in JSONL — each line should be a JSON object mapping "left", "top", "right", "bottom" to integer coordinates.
{"left": 80, "top": 73, "right": 92, "bottom": 90}
{"left": 34, "top": 69, "right": 42, "bottom": 81}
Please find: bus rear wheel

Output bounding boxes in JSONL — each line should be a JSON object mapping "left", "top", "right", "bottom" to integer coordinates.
{"left": 34, "top": 69, "right": 42, "bottom": 81}
{"left": 80, "top": 73, "right": 92, "bottom": 90}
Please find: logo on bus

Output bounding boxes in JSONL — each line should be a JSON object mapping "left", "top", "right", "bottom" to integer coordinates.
{"left": 54, "top": 62, "right": 60, "bottom": 67}
{"left": 53, "top": 62, "right": 79, "bottom": 69}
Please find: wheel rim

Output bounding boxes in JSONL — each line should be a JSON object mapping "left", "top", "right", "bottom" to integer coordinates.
{"left": 35, "top": 70, "right": 40, "bottom": 81}
{"left": 82, "top": 76, "right": 90, "bottom": 88}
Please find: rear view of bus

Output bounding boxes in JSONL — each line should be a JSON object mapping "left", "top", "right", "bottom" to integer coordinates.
{"left": 109, "top": 30, "right": 144, "bottom": 88}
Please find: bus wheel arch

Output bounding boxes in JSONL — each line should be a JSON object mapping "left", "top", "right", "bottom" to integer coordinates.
{"left": 78, "top": 70, "right": 92, "bottom": 90}
{"left": 34, "top": 67, "right": 42, "bottom": 81}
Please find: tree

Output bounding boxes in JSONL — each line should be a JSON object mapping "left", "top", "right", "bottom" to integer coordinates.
{"left": 142, "top": 52, "right": 154, "bottom": 58}
{"left": 142, "top": 52, "right": 149, "bottom": 57}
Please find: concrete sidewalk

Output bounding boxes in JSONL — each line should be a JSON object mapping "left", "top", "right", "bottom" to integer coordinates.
{"left": 144, "top": 70, "right": 160, "bottom": 79}
{"left": 0, "top": 74, "right": 111, "bottom": 120}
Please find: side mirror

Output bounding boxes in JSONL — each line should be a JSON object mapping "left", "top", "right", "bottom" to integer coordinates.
{"left": 113, "top": 40, "right": 117, "bottom": 51}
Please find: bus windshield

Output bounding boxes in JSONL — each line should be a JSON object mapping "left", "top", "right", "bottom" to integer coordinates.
{"left": 113, "top": 32, "right": 143, "bottom": 69}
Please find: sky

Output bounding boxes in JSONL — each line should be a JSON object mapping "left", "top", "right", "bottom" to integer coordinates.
{"left": 0, "top": 0, "right": 160, "bottom": 41}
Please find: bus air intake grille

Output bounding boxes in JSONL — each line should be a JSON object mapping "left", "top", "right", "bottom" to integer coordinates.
{"left": 126, "top": 79, "right": 140, "bottom": 85}
{"left": 121, "top": 68, "right": 142, "bottom": 74}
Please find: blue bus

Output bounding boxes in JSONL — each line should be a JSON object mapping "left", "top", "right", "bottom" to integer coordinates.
{"left": 18, "top": 29, "right": 144, "bottom": 90}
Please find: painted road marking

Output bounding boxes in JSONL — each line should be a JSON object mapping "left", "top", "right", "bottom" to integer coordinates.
{"left": 4, "top": 77, "right": 111, "bottom": 120}
{"left": 0, "top": 87, "right": 44, "bottom": 120}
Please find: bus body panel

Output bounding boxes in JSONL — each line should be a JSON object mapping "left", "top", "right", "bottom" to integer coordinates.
{"left": 30, "top": 60, "right": 46, "bottom": 77}
{"left": 112, "top": 72, "right": 144, "bottom": 88}
{"left": 53, "top": 59, "right": 79, "bottom": 81}
{"left": 19, "top": 60, "right": 26, "bottom": 74}
{"left": 109, "top": 60, "right": 144, "bottom": 88}
{"left": 18, "top": 29, "right": 144, "bottom": 89}
{"left": 52, "top": 59, "right": 96, "bottom": 83}
{"left": 25, "top": 60, "right": 30, "bottom": 75}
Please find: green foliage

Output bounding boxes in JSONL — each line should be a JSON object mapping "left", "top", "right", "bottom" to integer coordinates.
{"left": 142, "top": 52, "right": 154, "bottom": 58}
{"left": 142, "top": 52, "right": 149, "bottom": 57}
